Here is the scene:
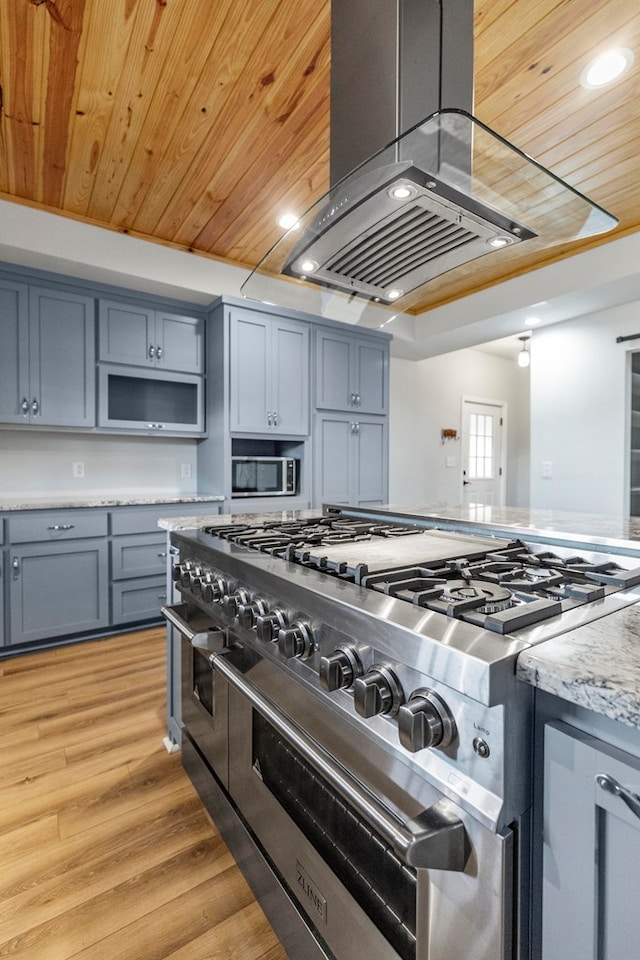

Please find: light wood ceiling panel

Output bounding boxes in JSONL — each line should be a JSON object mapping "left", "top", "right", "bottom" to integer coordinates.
{"left": 0, "top": 0, "right": 637, "bottom": 313}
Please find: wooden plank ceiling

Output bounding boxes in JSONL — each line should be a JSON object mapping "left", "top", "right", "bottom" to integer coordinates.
{"left": 0, "top": 0, "right": 638, "bottom": 313}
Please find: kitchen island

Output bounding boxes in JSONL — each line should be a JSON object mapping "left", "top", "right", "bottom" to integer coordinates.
{"left": 163, "top": 501, "right": 640, "bottom": 960}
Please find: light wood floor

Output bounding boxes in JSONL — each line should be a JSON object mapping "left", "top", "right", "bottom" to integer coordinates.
{"left": 0, "top": 628, "right": 289, "bottom": 960}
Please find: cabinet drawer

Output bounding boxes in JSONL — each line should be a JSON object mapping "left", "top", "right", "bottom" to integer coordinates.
{"left": 9, "top": 511, "right": 109, "bottom": 543}
{"left": 111, "top": 534, "right": 167, "bottom": 579}
{"left": 111, "top": 576, "right": 167, "bottom": 624}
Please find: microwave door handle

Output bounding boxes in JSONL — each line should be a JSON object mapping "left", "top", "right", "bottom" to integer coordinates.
{"left": 161, "top": 603, "right": 224, "bottom": 652}
{"left": 214, "top": 654, "right": 468, "bottom": 872}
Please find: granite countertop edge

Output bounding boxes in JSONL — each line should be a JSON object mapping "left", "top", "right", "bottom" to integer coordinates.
{"left": 517, "top": 603, "right": 640, "bottom": 730}
{"left": 0, "top": 494, "right": 225, "bottom": 511}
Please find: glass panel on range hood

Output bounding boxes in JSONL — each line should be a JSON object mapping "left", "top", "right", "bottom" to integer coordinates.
{"left": 241, "top": 109, "right": 617, "bottom": 323}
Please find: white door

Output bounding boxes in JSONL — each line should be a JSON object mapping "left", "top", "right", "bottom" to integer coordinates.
{"left": 461, "top": 399, "right": 505, "bottom": 508}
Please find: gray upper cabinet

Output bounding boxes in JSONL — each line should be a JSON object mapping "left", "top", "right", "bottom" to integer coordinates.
{"left": 315, "top": 328, "right": 389, "bottom": 415}
{"left": 0, "top": 281, "right": 95, "bottom": 428}
{"left": 229, "top": 308, "right": 309, "bottom": 436}
{"left": 99, "top": 299, "right": 204, "bottom": 374}
{"left": 542, "top": 721, "right": 640, "bottom": 960}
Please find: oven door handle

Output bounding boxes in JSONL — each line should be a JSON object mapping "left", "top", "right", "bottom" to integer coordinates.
{"left": 214, "top": 654, "right": 469, "bottom": 872}
{"left": 162, "top": 602, "right": 224, "bottom": 652}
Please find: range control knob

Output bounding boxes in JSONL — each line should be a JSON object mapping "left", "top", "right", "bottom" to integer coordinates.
{"left": 171, "top": 562, "right": 184, "bottom": 583}
{"left": 201, "top": 575, "right": 227, "bottom": 603}
{"left": 278, "top": 621, "right": 315, "bottom": 659}
{"left": 319, "top": 646, "right": 363, "bottom": 692}
{"left": 256, "top": 609, "right": 287, "bottom": 643}
{"left": 222, "top": 588, "right": 250, "bottom": 618}
{"left": 179, "top": 561, "right": 196, "bottom": 587}
{"left": 237, "top": 599, "right": 268, "bottom": 629}
{"left": 189, "top": 568, "right": 206, "bottom": 594}
{"left": 353, "top": 665, "right": 403, "bottom": 718}
{"left": 397, "top": 689, "right": 457, "bottom": 753}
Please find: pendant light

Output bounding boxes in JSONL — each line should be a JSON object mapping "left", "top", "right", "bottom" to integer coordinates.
{"left": 517, "top": 336, "right": 531, "bottom": 368}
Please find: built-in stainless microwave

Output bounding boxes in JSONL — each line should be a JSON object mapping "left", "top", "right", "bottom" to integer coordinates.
{"left": 231, "top": 456, "right": 298, "bottom": 497}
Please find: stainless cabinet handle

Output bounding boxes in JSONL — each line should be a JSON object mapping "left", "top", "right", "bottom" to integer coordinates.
{"left": 148, "top": 343, "right": 155, "bottom": 360}
{"left": 354, "top": 421, "right": 360, "bottom": 434}
{"left": 156, "top": 344, "right": 163, "bottom": 360}
{"left": 273, "top": 411, "right": 278, "bottom": 427}
{"left": 350, "top": 392, "right": 357, "bottom": 406}
{"left": 31, "top": 398, "right": 39, "bottom": 416}
{"left": 146, "top": 423, "right": 165, "bottom": 429}
{"left": 214, "top": 653, "right": 468, "bottom": 871}
{"left": 597, "top": 773, "right": 640, "bottom": 821}
{"left": 157, "top": 552, "right": 167, "bottom": 558}
{"left": 21, "top": 398, "right": 29, "bottom": 416}
{"left": 12, "top": 556, "right": 20, "bottom": 579}
{"left": 47, "top": 523, "right": 75, "bottom": 531}
{"left": 355, "top": 393, "right": 361, "bottom": 406}
{"left": 267, "top": 411, "right": 272, "bottom": 426}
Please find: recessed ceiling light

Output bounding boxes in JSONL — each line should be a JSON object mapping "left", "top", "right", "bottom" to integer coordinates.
{"left": 386, "top": 288, "right": 403, "bottom": 300}
{"left": 525, "top": 316, "right": 541, "bottom": 326}
{"left": 581, "top": 47, "right": 634, "bottom": 89}
{"left": 488, "top": 236, "right": 512, "bottom": 248}
{"left": 278, "top": 212, "right": 300, "bottom": 230}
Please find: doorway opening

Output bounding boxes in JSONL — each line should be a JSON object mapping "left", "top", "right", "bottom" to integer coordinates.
{"left": 461, "top": 398, "right": 506, "bottom": 510}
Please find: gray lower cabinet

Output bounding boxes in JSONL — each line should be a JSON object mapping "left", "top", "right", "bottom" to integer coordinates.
{"left": 0, "top": 523, "right": 4, "bottom": 646}
{"left": 314, "top": 413, "right": 388, "bottom": 506}
{"left": 8, "top": 510, "right": 110, "bottom": 645}
{"left": 0, "top": 281, "right": 95, "bottom": 427}
{"left": 542, "top": 721, "right": 640, "bottom": 959}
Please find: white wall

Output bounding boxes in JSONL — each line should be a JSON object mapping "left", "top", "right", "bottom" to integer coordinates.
{"left": 529, "top": 300, "right": 639, "bottom": 514}
{"left": 0, "top": 431, "right": 198, "bottom": 500}
{"left": 389, "top": 349, "right": 530, "bottom": 506}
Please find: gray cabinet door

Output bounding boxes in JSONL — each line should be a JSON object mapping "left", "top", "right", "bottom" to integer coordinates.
{"left": 0, "top": 280, "right": 29, "bottom": 424}
{"left": 356, "top": 417, "right": 388, "bottom": 504}
{"left": 271, "top": 319, "right": 309, "bottom": 435}
{"left": 314, "top": 413, "right": 388, "bottom": 506}
{"left": 155, "top": 310, "right": 204, "bottom": 373}
{"left": 315, "top": 330, "right": 353, "bottom": 411}
{"left": 315, "top": 329, "right": 388, "bottom": 414}
{"left": 31, "top": 286, "right": 96, "bottom": 427}
{"left": 355, "top": 339, "right": 388, "bottom": 415}
{"left": 314, "top": 414, "right": 353, "bottom": 504}
{"left": 99, "top": 299, "right": 156, "bottom": 366}
{"left": 543, "top": 722, "right": 640, "bottom": 960}
{"left": 229, "top": 310, "right": 270, "bottom": 432}
{"left": 8, "top": 539, "right": 109, "bottom": 644}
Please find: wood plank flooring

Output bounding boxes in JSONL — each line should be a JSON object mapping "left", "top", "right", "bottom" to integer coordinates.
{"left": 0, "top": 628, "right": 289, "bottom": 960}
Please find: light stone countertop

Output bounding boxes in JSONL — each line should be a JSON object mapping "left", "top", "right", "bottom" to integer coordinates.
{"left": 517, "top": 605, "right": 640, "bottom": 729}
{"left": 158, "top": 508, "right": 318, "bottom": 531}
{"left": 0, "top": 493, "right": 225, "bottom": 512}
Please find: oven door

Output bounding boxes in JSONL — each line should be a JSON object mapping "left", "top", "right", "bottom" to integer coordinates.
{"left": 163, "top": 602, "right": 230, "bottom": 789}
{"left": 217, "top": 654, "right": 515, "bottom": 960}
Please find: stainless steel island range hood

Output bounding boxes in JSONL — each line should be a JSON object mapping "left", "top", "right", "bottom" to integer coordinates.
{"left": 242, "top": 0, "right": 617, "bottom": 318}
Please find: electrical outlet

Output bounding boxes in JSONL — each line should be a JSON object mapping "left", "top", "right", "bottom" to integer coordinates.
{"left": 542, "top": 461, "right": 553, "bottom": 478}
{"left": 181, "top": 462, "right": 192, "bottom": 479}
{"left": 72, "top": 461, "right": 85, "bottom": 478}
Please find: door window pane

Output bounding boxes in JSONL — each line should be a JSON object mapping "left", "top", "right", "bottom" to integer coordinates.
{"left": 468, "top": 413, "right": 494, "bottom": 479}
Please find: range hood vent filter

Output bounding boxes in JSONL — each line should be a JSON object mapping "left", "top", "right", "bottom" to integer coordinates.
{"left": 285, "top": 164, "right": 535, "bottom": 304}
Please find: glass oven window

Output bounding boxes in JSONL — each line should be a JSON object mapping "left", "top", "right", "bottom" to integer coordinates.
{"left": 253, "top": 713, "right": 417, "bottom": 960}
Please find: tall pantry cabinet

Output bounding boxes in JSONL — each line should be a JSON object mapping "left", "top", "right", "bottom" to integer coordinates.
{"left": 199, "top": 297, "right": 390, "bottom": 511}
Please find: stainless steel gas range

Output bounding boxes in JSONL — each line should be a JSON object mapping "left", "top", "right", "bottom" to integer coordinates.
{"left": 163, "top": 506, "right": 640, "bottom": 960}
